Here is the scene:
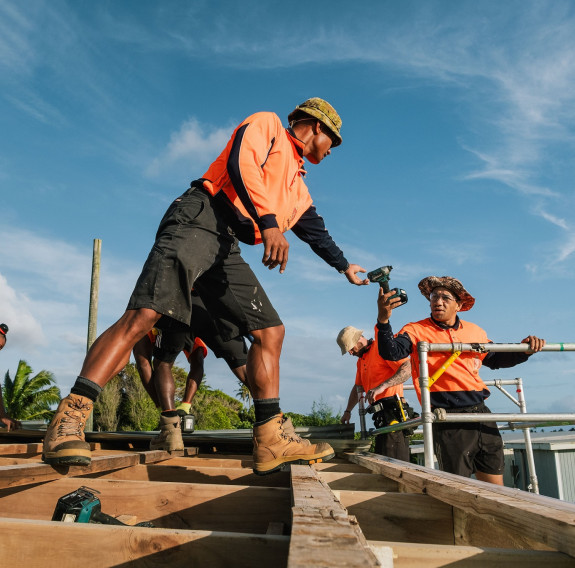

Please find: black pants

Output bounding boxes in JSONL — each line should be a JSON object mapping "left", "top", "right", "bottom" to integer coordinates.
{"left": 373, "top": 430, "right": 410, "bottom": 461}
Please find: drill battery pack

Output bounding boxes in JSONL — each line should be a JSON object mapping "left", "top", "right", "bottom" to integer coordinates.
{"left": 52, "top": 486, "right": 153, "bottom": 527}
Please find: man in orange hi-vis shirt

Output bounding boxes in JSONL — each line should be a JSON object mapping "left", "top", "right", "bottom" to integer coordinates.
{"left": 43, "top": 98, "right": 369, "bottom": 474}
{"left": 337, "top": 325, "right": 412, "bottom": 460}
{"left": 376, "top": 275, "right": 545, "bottom": 485}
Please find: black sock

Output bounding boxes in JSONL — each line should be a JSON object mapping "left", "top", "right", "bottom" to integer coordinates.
{"left": 161, "top": 410, "right": 178, "bottom": 418}
{"left": 70, "top": 376, "right": 102, "bottom": 403}
{"left": 253, "top": 398, "right": 281, "bottom": 424}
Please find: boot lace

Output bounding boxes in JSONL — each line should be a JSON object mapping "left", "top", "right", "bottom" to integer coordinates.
{"left": 280, "top": 416, "right": 301, "bottom": 443}
{"left": 56, "top": 400, "right": 91, "bottom": 438}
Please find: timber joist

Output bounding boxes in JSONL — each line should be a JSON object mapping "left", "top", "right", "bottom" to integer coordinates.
{"left": 0, "top": 436, "right": 574, "bottom": 567}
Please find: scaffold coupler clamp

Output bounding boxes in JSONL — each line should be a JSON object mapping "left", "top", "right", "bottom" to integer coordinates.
{"left": 433, "top": 408, "right": 448, "bottom": 422}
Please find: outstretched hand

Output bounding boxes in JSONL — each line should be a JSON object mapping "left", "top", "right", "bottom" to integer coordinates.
{"left": 521, "top": 335, "right": 546, "bottom": 353}
{"left": 344, "top": 264, "right": 369, "bottom": 286}
{"left": 261, "top": 228, "right": 289, "bottom": 273}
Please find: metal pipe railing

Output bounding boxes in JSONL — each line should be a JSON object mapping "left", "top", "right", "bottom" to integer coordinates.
{"left": 417, "top": 341, "right": 575, "bottom": 487}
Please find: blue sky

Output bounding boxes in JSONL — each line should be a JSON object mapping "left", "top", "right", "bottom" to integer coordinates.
{"left": 1, "top": 1, "right": 574, "bottom": 424}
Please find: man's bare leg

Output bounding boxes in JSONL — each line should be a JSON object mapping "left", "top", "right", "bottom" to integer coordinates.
{"left": 43, "top": 308, "right": 161, "bottom": 466}
{"left": 248, "top": 325, "right": 284, "bottom": 400}
{"left": 475, "top": 471, "right": 504, "bottom": 485}
{"left": 80, "top": 308, "right": 161, "bottom": 386}
{"left": 249, "top": 324, "right": 334, "bottom": 475}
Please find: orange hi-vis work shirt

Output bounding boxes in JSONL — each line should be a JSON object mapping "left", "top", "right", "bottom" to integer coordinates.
{"left": 202, "top": 112, "right": 312, "bottom": 245}
{"left": 387, "top": 317, "right": 490, "bottom": 408}
{"left": 355, "top": 338, "right": 406, "bottom": 402}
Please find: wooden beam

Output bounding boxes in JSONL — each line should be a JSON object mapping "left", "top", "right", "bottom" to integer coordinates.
{"left": 369, "top": 540, "right": 575, "bottom": 568}
{"left": 336, "top": 490, "right": 453, "bottom": 544}
{"left": 0, "top": 442, "right": 42, "bottom": 456}
{"left": 288, "top": 465, "right": 379, "bottom": 567}
{"left": 0, "top": 450, "right": 196, "bottom": 490}
{"left": 89, "top": 463, "right": 291, "bottom": 487}
{"left": 0, "top": 477, "right": 292, "bottom": 535}
{"left": 349, "top": 453, "right": 575, "bottom": 558}
{"left": 0, "top": 517, "right": 289, "bottom": 567}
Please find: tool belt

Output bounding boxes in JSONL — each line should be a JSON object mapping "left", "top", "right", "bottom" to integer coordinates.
{"left": 368, "top": 396, "right": 419, "bottom": 435}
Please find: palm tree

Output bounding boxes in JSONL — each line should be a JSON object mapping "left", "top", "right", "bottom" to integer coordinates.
{"left": 235, "top": 381, "right": 252, "bottom": 410}
{"left": 2, "top": 360, "right": 61, "bottom": 422}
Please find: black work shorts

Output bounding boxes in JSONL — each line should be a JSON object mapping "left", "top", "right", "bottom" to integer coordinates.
{"left": 127, "top": 185, "right": 282, "bottom": 339}
{"left": 432, "top": 403, "right": 504, "bottom": 477}
{"left": 186, "top": 293, "right": 248, "bottom": 369}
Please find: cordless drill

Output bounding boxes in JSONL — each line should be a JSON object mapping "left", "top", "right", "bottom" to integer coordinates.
{"left": 52, "top": 486, "right": 154, "bottom": 527}
{"left": 367, "top": 265, "right": 408, "bottom": 306}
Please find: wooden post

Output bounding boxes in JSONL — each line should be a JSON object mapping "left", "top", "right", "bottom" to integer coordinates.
{"left": 85, "top": 238, "right": 101, "bottom": 431}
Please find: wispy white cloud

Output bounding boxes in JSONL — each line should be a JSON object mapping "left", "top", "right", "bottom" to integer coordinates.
{"left": 0, "top": 223, "right": 140, "bottom": 392}
{"left": 145, "top": 118, "right": 234, "bottom": 178}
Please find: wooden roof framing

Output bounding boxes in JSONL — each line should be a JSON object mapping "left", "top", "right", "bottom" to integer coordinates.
{"left": 0, "top": 435, "right": 574, "bottom": 567}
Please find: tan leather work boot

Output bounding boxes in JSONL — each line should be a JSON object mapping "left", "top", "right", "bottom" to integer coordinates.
{"left": 150, "top": 414, "right": 184, "bottom": 451}
{"left": 42, "top": 394, "right": 93, "bottom": 466}
{"left": 252, "top": 413, "right": 334, "bottom": 475}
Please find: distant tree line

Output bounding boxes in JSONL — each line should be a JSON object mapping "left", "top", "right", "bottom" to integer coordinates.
{"left": 1, "top": 360, "right": 343, "bottom": 431}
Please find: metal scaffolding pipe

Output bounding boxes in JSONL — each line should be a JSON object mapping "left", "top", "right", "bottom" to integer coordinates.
{"left": 516, "top": 377, "right": 539, "bottom": 493}
{"left": 426, "top": 342, "right": 575, "bottom": 353}
{"left": 433, "top": 412, "right": 575, "bottom": 423}
{"left": 356, "top": 385, "right": 368, "bottom": 440}
{"left": 417, "top": 343, "right": 435, "bottom": 468}
{"left": 370, "top": 417, "right": 423, "bottom": 436}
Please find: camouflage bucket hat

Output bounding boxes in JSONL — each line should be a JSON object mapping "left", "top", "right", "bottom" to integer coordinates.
{"left": 336, "top": 326, "right": 363, "bottom": 355}
{"left": 288, "top": 97, "right": 342, "bottom": 147}
{"left": 418, "top": 276, "right": 475, "bottom": 312}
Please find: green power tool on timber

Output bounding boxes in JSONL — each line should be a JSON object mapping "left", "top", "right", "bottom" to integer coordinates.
{"left": 367, "top": 265, "right": 408, "bottom": 306}
{"left": 52, "top": 486, "right": 153, "bottom": 527}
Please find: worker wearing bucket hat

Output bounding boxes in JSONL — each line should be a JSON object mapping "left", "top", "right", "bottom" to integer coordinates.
{"left": 375, "top": 276, "right": 545, "bottom": 485}
{"left": 43, "top": 98, "right": 370, "bottom": 474}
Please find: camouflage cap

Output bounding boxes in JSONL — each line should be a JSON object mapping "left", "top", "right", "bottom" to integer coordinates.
{"left": 288, "top": 97, "right": 342, "bottom": 147}
{"left": 418, "top": 276, "right": 475, "bottom": 312}
{"left": 336, "top": 326, "right": 363, "bottom": 355}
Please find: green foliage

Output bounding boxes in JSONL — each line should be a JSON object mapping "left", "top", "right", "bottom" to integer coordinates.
{"left": 93, "top": 375, "right": 122, "bottom": 431}
{"left": 93, "top": 363, "right": 158, "bottom": 432}
{"left": 119, "top": 363, "right": 159, "bottom": 431}
{"left": 285, "top": 399, "right": 342, "bottom": 427}
{"left": 2, "top": 360, "right": 61, "bottom": 421}
{"left": 190, "top": 383, "right": 249, "bottom": 430}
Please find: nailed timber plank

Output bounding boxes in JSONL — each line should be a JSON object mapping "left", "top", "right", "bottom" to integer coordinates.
{"left": 0, "top": 477, "right": 292, "bottom": 534}
{"left": 0, "top": 518, "right": 289, "bottom": 568}
{"left": 88, "top": 463, "right": 291, "bottom": 487}
{"left": 288, "top": 465, "right": 380, "bottom": 567}
{"left": 0, "top": 450, "right": 194, "bottom": 490}
{"left": 349, "top": 453, "right": 575, "bottom": 558}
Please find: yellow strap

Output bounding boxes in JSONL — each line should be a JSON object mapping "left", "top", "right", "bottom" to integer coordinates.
{"left": 428, "top": 351, "right": 461, "bottom": 388}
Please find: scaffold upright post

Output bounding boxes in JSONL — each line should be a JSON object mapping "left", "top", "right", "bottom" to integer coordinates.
{"left": 417, "top": 341, "right": 435, "bottom": 468}
{"left": 516, "top": 377, "right": 540, "bottom": 493}
{"left": 356, "top": 385, "right": 368, "bottom": 439}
